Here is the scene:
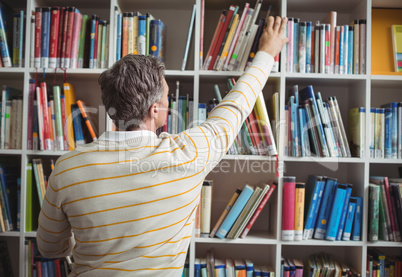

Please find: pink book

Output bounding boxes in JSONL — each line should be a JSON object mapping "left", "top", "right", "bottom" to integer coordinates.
{"left": 282, "top": 176, "right": 296, "bottom": 240}
{"left": 35, "top": 87, "right": 44, "bottom": 150}
{"left": 64, "top": 7, "right": 76, "bottom": 68}
{"left": 70, "top": 11, "right": 82, "bottom": 68}
{"left": 40, "top": 82, "right": 51, "bottom": 150}
{"left": 27, "top": 80, "right": 36, "bottom": 150}
{"left": 60, "top": 95, "right": 69, "bottom": 151}
{"left": 49, "top": 7, "right": 60, "bottom": 68}
{"left": 384, "top": 177, "right": 400, "bottom": 241}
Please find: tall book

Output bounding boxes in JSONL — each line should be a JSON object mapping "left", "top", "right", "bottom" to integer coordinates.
{"left": 369, "top": 183, "right": 381, "bottom": 242}
{"left": 392, "top": 25, "right": 402, "bottom": 72}
{"left": 282, "top": 176, "right": 296, "bottom": 241}
{"left": 63, "top": 82, "right": 77, "bottom": 150}
{"left": 325, "top": 183, "right": 347, "bottom": 241}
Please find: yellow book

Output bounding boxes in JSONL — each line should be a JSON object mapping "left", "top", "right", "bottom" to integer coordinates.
{"left": 127, "top": 13, "right": 134, "bottom": 54}
{"left": 132, "top": 12, "right": 139, "bottom": 54}
{"left": 254, "top": 94, "right": 277, "bottom": 156}
{"left": 392, "top": 25, "right": 402, "bottom": 72}
{"left": 215, "top": 14, "right": 239, "bottom": 71}
{"left": 63, "top": 83, "right": 77, "bottom": 150}
{"left": 294, "top": 182, "right": 305, "bottom": 240}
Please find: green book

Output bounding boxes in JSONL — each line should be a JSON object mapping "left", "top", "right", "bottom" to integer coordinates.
{"left": 369, "top": 183, "right": 380, "bottom": 242}
{"left": 78, "top": 14, "right": 89, "bottom": 68}
{"left": 25, "top": 163, "right": 32, "bottom": 232}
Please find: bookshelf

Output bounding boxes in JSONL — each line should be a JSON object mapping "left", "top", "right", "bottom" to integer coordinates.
{"left": 0, "top": 0, "right": 401, "bottom": 276}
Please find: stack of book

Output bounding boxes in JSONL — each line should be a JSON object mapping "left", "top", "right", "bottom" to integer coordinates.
{"left": 31, "top": 6, "right": 109, "bottom": 69}
{"left": 191, "top": 250, "right": 274, "bottom": 277}
{"left": 27, "top": 80, "right": 98, "bottom": 151}
{"left": 286, "top": 253, "right": 360, "bottom": 277}
{"left": 368, "top": 176, "right": 402, "bottom": 242}
{"left": 114, "top": 8, "right": 166, "bottom": 62}
{"left": 285, "top": 11, "right": 366, "bottom": 75}
{"left": 26, "top": 239, "right": 73, "bottom": 277}
{"left": 198, "top": 181, "right": 276, "bottom": 239}
{"left": 201, "top": 1, "right": 279, "bottom": 72}
{"left": 281, "top": 175, "right": 363, "bottom": 241}
{"left": 368, "top": 102, "right": 402, "bottom": 159}
{"left": 285, "top": 85, "right": 351, "bottom": 158}
{"left": 0, "top": 85, "right": 23, "bottom": 150}
{"left": 0, "top": 3, "right": 24, "bottom": 68}
{"left": 367, "top": 248, "right": 402, "bottom": 277}
{"left": 0, "top": 159, "right": 20, "bottom": 232}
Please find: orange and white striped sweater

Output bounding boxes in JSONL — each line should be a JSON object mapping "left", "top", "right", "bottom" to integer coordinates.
{"left": 37, "top": 51, "right": 274, "bottom": 276}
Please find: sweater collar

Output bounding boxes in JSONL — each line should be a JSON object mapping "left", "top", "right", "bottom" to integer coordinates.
{"left": 98, "top": 130, "right": 158, "bottom": 142}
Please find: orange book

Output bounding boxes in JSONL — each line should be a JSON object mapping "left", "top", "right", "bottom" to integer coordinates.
{"left": 202, "top": 10, "right": 226, "bottom": 70}
{"left": 122, "top": 12, "right": 129, "bottom": 57}
{"left": 76, "top": 100, "right": 97, "bottom": 141}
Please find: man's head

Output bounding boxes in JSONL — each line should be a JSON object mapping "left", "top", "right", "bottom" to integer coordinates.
{"left": 99, "top": 54, "right": 168, "bottom": 131}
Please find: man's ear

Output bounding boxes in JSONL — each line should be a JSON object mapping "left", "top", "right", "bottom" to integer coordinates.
{"left": 149, "top": 103, "right": 158, "bottom": 119}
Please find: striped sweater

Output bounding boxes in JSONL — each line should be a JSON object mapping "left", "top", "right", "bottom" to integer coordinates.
{"left": 37, "top": 51, "right": 274, "bottom": 276}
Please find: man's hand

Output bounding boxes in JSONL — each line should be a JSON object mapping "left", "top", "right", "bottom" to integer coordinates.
{"left": 258, "top": 16, "right": 288, "bottom": 57}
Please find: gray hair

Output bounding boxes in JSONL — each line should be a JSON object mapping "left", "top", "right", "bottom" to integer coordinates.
{"left": 98, "top": 54, "right": 165, "bottom": 130}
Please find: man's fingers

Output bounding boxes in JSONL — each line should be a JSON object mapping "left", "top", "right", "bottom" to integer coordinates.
{"left": 279, "top": 17, "right": 288, "bottom": 36}
{"left": 266, "top": 16, "right": 275, "bottom": 30}
{"left": 273, "top": 16, "right": 281, "bottom": 32}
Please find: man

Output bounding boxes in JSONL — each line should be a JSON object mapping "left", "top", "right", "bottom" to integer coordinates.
{"left": 37, "top": 16, "right": 288, "bottom": 276}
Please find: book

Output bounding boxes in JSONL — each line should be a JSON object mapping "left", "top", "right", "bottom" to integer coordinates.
{"left": 200, "top": 180, "right": 212, "bottom": 237}
{"left": 76, "top": 100, "right": 97, "bottom": 142}
{"left": 325, "top": 183, "right": 347, "bottom": 241}
{"left": 392, "top": 25, "right": 402, "bottom": 72}
{"left": 149, "top": 19, "right": 166, "bottom": 62}
{"left": 282, "top": 176, "right": 296, "bottom": 241}
{"left": 63, "top": 82, "right": 77, "bottom": 150}
{"left": 314, "top": 177, "right": 337, "bottom": 239}
{"left": 240, "top": 183, "right": 276, "bottom": 238}
{"left": 71, "top": 104, "right": 85, "bottom": 146}
{"left": 303, "top": 175, "right": 325, "bottom": 240}
{"left": 351, "top": 196, "right": 363, "bottom": 241}
{"left": 210, "top": 188, "right": 241, "bottom": 238}
{"left": 336, "top": 184, "right": 352, "bottom": 240}
{"left": 294, "top": 182, "right": 305, "bottom": 241}
{"left": 181, "top": 4, "right": 196, "bottom": 71}
{"left": 349, "top": 107, "right": 365, "bottom": 158}
{"left": 0, "top": 5, "right": 12, "bottom": 67}
{"left": 216, "top": 183, "right": 254, "bottom": 239}
{"left": 369, "top": 183, "right": 380, "bottom": 242}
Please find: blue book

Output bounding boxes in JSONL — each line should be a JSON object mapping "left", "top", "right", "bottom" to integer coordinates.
{"left": 325, "top": 183, "right": 347, "bottom": 241}
{"left": 0, "top": 166, "right": 14, "bottom": 231}
{"left": 149, "top": 19, "right": 166, "bottom": 62}
{"left": 339, "top": 26, "right": 345, "bottom": 73}
{"left": 41, "top": 258, "right": 49, "bottom": 277}
{"left": 71, "top": 104, "right": 85, "bottom": 146}
{"left": 298, "top": 106, "right": 310, "bottom": 157}
{"left": 299, "top": 85, "right": 329, "bottom": 157}
{"left": 0, "top": 5, "right": 12, "bottom": 67}
{"left": 314, "top": 177, "right": 337, "bottom": 239}
{"left": 383, "top": 107, "right": 393, "bottom": 159}
{"left": 245, "top": 259, "right": 253, "bottom": 277}
{"left": 382, "top": 102, "right": 398, "bottom": 159}
{"left": 116, "top": 12, "right": 122, "bottom": 61}
{"left": 89, "top": 15, "right": 97, "bottom": 69}
{"left": 41, "top": 7, "right": 51, "bottom": 68}
{"left": 18, "top": 10, "right": 24, "bottom": 67}
{"left": 303, "top": 175, "right": 325, "bottom": 240}
{"left": 245, "top": 18, "right": 265, "bottom": 69}
{"left": 194, "top": 258, "right": 201, "bottom": 277}
{"left": 216, "top": 184, "right": 254, "bottom": 239}
{"left": 351, "top": 196, "right": 363, "bottom": 241}
{"left": 342, "top": 197, "right": 357, "bottom": 240}
{"left": 138, "top": 15, "right": 146, "bottom": 55}
{"left": 306, "top": 21, "right": 312, "bottom": 73}
{"left": 348, "top": 26, "right": 354, "bottom": 74}
{"left": 336, "top": 184, "right": 353, "bottom": 240}
{"left": 290, "top": 95, "right": 297, "bottom": 156}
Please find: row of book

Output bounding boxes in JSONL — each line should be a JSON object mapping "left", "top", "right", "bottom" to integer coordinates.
{"left": 114, "top": 9, "right": 166, "bottom": 62}
{"left": 367, "top": 248, "right": 402, "bottom": 277}
{"left": 185, "top": 250, "right": 274, "bottom": 277}
{"left": 296, "top": 253, "right": 360, "bottom": 277}
{"left": 27, "top": 81, "right": 99, "bottom": 151}
{"left": 26, "top": 239, "right": 73, "bottom": 277}
{"left": 368, "top": 103, "right": 402, "bottom": 159}
{"left": 201, "top": 1, "right": 279, "bottom": 72}
{"left": 285, "top": 85, "right": 351, "bottom": 158}
{"left": 0, "top": 2, "right": 24, "bottom": 68}
{"left": 284, "top": 11, "right": 366, "bottom": 75}
{"left": 0, "top": 159, "right": 20, "bottom": 232}
{"left": 196, "top": 180, "right": 276, "bottom": 239}
{"left": 0, "top": 85, "right": 23, "bottom": 149}
{"left": 31, "top": 6, "right": 109, "bottom": 69}
{"left": 369, "top": 176, "right": 402, "bottom": 242}
{"left": 282, "top": 175, "right": 363, "bottom": 241}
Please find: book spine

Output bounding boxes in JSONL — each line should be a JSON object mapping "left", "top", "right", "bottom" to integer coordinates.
{"left": 353, "top": 20, "right": 359, "bottom": 74}
{"left": 89, "top": 15, "right": 97, "bottom": 69}
{"left": 369, "top": 184, "right": 380, "bottom": 242}
{"left": 351, "top": 196, "right": 363, "bottom": 241}
{"left": 287, "top": 18, "right": 294, "bottom": 72}
{"left": 294, "top": 183, "right": 305, "bottom": 241}
{"left": 200, "top": 180, "right": 212, "bottom": 237}
{"left": 384, "top": 107, "right": 393, "bottom": 159}
{"left": 27, "top": 80, "right": 36, "bottom": 150}
{"left": 12, "top": 14, "right": 20, "bottom": 67}
{"left": 298, "top": 21, "right": 306, "bottom": 73}
{"left": 339, "top": 26, "right": 345, "bottom": 74}
{"left": 53, "top": 86, "right": 64, "bottom": 151}
{"left": 30, "top": 15, "right": 35, "bottom": 67}
{"left": 293, "top": 18, "right": 299, "bottom": 72}
{"left": 35, "top": 87, "right": 44, "bottom": 150}
{"left": 314, "top": 178, "right": 337, "bottom": 239}
{"left": 115, "top": 12, "right": 122, "bottom": 61}
{"left": 138, "top": 15, "right": 146, "bottom": 55}
{"left": 325, "top": 183, "right": 347, "bottom": 241}
{"left": 100, "top": 21, "right": 107, "bottom": 68}
{"left": 63, "top": 7, "right": 76, "bottom": 68}
{"left": 282, "top": 176, "right": 296, "bottom": 241}
{"left": 324, "top": 24, "right": 331, "bottom": 73}
{"left": 34, "top": 7, "right": 42, "bottom": 68}
{"left": 359, "top": 19, "right": 366, "bottom": 74}
{"left": 41, "top": 7, "right": 51, "bottom": 68}
{"left": 348, "top": 26, "right": 354, "bottom": 74}
{"left": 336, "top": 184, "right": 352, "bottom": 240}
{"left": 306, "top": 21, "right": 312, "bottom": 73}
{"left": 56, "top": 7, "right": 65, "bottom": 68}
{"left": 49, "top": 7, "right": 60, "bottom": 68}
{"left": 70, "top": 11, "right": 82, "bottom": 69}
{"left": 96, "top": 20, "right": 103, "bottom": 69}
{"left": 342, "top": 197, "right": 357, "bottom": 241}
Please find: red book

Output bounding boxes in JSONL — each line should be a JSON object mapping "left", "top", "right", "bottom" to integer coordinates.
{"left": 248, "top": 110, "right": 263, "bottom": 155}
{"left": 203, "top": 10, "right": 226, "bottom": 69}
{"left": 244, "top": 117, "right": 257, "bottom": 154}
{"left": 311, "top": 26, "right": 315, "bottom": 71}
{"left": 54, "top": 259, "right": 62, "bottom": 277}
{"left": 35, "top": 86, "right": 45, "bottom": 150}
{"left": 384, "top": 177, "right": 400, "bottom": 241}
{"left": 40, "top": 82, "right": 51, "bottom": 150}
{"left": 240, "top": 183, "right": 276, "bottom": 238}
{"left": 56, "top": 7, "right": 66, "bottom": 67}
{"left": 49, "top": 7, "right": 60, "bottom": 68}
{"left": 70, "top": 11, "right": 82, "bottom": 68}
{"left": 27, "top": 80, "right": 36, "bottom": 150}
{"left": 64, "top": 7, "right": 76, "bottom": 68}
{"left": 208, "top": 5, "right": 235, "bottom": 70}
{"left": 34, "top": 7, "right": 42, "bottom": 68}
{"left": 335, "top": 26, "right": 340, "bottom": 74}
{"left": 60, "top": 7, "right": 70, "bottom": 68}
{"left": 282, "top": 176, "right": 296, "bottom": 241}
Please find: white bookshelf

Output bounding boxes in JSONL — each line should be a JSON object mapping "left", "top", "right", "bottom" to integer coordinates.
{"left": 0, "top": 0, "right": 401, "bottom": 276}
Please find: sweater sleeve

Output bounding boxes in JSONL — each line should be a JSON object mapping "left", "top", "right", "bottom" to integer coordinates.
{"left": 173, "top": 51, "right": 274, "bottom": 174}
{"left": 36, "top": 172, "right": 75, "bottom": 258}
